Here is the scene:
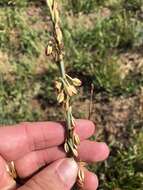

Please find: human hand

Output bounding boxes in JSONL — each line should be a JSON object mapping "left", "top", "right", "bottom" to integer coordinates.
{"left": 0, "top": 119, "right": 109, "bottom": 190}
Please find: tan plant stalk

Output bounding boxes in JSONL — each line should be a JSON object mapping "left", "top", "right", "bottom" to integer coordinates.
{"left": 46, "top": 0, "right": 85, "bottom": 187}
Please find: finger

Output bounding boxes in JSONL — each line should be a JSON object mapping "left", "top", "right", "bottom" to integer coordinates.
{"left": 15, "top": 146, "right": 66, "bottom": 178}
{"left": 80, "top": 169, "right": 99, "bottom": 190}
{"left": 14, "top": 141, "right": 109, "bottom": 178}
{"left": 0, "top": 155, "right": 16, "bottom": 190}
{"left": 18, "top": 158, "right": 78, "bottom": 190}
{"left": 78, "top": 140, "right": 110, "bottom": 162}
{"left": 0, "top": 119, "right": 95, "bottom": 161}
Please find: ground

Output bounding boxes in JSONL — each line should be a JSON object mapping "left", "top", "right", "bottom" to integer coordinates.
{"left": 0, "top": 0, "right": 143, "bottom": 189}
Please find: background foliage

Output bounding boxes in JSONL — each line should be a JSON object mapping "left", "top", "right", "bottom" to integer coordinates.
{"left": 0, "top": 0, "right": 143, "bottom": 189}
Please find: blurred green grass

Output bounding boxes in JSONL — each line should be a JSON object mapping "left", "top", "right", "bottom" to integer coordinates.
{"left": 0, "top": 0, "right": 143, "bottom": 189}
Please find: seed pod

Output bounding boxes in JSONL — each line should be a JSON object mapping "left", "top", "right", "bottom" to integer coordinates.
{"left": 57, "top": 90, "right": 64, "bottom": 103}
{"left": 47, "top": 0, "right": 53, "bottom": 7}
{"left": 46, "top": 44, "right": 53, "bottom": 56}
{"left": 71, "top": 116, "right": 76, "bottom": 127}
{"left": 65, "top": 84, "right": 77, "bottom": 97}
{"left": 55, "top": 24, "right": 63, "bottom": 45}
{"left": 55, "top": 81, "right": 62, "bottom": 92}
{"left": 65, "top": 85, "right": 74, "bottom": 96}
{"left": 64, "top": 142, "right": 69, "bottom": 153}
{"left": 74, "top": 133, "right": 80, "bottom": 145}
{"left": 72, "top": 148, "right": 78, "bottom": 157}
{"left": 72, "top": 78, "right": 82, "bottom": 87}
{"left": 65, "top": 99, "right": 69, "bottom": 110}
{"left": 68, "top": 138, "right": 74, "bottom": 147}
{"left": 46, "top": 0, "right": 54, "bottom": 21}
{"left": 73, "top": 143, "right": 77, "bottom": 149}
{"left": 53, "top": 2, "right": 60, "bottom": 23}
{"left": 68, "top": 139, "right": 78, "bottom": 157}
{"left": 70, "top": 85, "right": 77, "bottom": 95}
{"left": 78, "top": 168, "right": 85, "bottom": 182}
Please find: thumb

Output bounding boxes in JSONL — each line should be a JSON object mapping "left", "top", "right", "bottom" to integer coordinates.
{"left": 19, "top": 158, "right": 78, "bottom": 190}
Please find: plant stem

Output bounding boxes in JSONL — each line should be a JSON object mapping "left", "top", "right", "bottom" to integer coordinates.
{"left": 46, "top": 0, "right": 85, "bottom": 186}
{"left": 59, "top": 59, "right": 66, "bottom": 79}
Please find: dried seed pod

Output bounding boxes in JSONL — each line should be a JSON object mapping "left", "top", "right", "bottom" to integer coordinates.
{"left": 64, "top": 142, "right": 69, "bottom": 153}
{"left": 46, "top": 44, "right": 53, "bottom": 56}
{"left": 55, "top": 24, "right": 63, "bottom": 46}
{"left": 46, "top": 0, "right": 54, "bottom": 20}
{"left": 64, "top": 84, "right": 77, "bottom": 97}
{"left": 68, "top": 138, "right": 74, "bottom": 147}
{"left": 72, "top": 78, "right": 82, "bottom": 87}
{"left": 65, "top": 99, "right": 69, "bottom": 110}
{"left": 47, "top": 0, "right": 53, "bottom": 7}
{"left": 68, "top": 139, "right": 78, "bottom": 157}
{"left": 71, "top": 116, "right": 76, "bottom": 127}
{"left": 57, "top": 90, "right": 64, "bottom": 103}
{"left": 55, "top": 81, "right": 62, "bottom": 92}
{"left": 53, "top": 2, "right": 60, "bottom": 23}
{"left": 65, "top": 85, "right": 74, "bottom": 96}
{"left": 73, "top": 143, "right": 78, "bottom": 149}
{"left": 74, "top": 133, "right": 80, "bottom": 145}
{"left": 70, "top": 85, "right": 78, "bottom": 95}
{"left": 78, "top": 168, "right": 85, "bottom": 183}
{"left": 72, "top": 148, "right": 78, "bottom": 157}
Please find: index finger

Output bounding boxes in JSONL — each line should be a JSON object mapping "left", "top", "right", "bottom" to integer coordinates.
{"left": 0, "top": 119, "right": 95, "bottom": 161}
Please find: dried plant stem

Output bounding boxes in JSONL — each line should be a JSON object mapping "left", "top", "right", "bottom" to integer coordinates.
{"left": 88, "top": 83, "right": 94, "bottom": 120}
{"left": 46, "top": 0, "right": 85, "bottom": 187}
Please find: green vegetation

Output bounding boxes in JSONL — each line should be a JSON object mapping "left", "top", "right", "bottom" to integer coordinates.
{"left": 0, "top": 0, "right": 143, "bottom": 189}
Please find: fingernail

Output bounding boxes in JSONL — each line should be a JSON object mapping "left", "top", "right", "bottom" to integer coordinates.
{"left": 57, "top": 158, "right": 78, "bottom": 188}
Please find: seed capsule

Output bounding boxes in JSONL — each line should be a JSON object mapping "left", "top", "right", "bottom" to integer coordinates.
{"left": 65, "top": 85, "right": 73, "bottom": 96}
{"left": 55, "top": 81, "right": 62, "bottom": 92}
{"left": 74, "top": 133, "right": 80, "bottom": 145}
{"left": 64, "top": 142, "right": 69, "bottom": 153}
{"left": 78, "top": 168, "right": 85, "bottom": 182}
{"left": 71, "top": 116, "right": 76, "bottom": 127}
{"left": 70, "top": 85, "right": 77, "bottom": 95}
{"left": 57, "top": 90, "right": 64, "bottom": 103}
{"left": 46, "top": 45, "right": 53, "bottom": 56}
{"left": 55, "top": 24, "right": 63, "bottom": 45}
{"left": 65, "top": 84, "right": 77, "bottom": 97}
{"left": 72, "top": 148, "right": 78, "bottom": 157}
{"left": 73, "top": 143, "right": 78, "bottom": 149}
{"left": 72, "top": 78, "right": 82, "bottom": 86}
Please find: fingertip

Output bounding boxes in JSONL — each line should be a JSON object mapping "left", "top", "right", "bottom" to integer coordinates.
{"left": 91, "top": 142, "right": 110, "bottom": 162}
{"left": 98, "top": 142, "right": 110, "bottom": 161}
{"left": 75, "top": 119, "right": 95, "bottom": 139}
{"left": 78, "top": 141, "right": 110, "bottom": 162}
{"left": 82, "top": 170, "right": 99, "bottom": 190}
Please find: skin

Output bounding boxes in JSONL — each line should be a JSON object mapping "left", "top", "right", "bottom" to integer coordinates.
{"left": 0, "top": 119, "right": 110, "bottom": 190}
